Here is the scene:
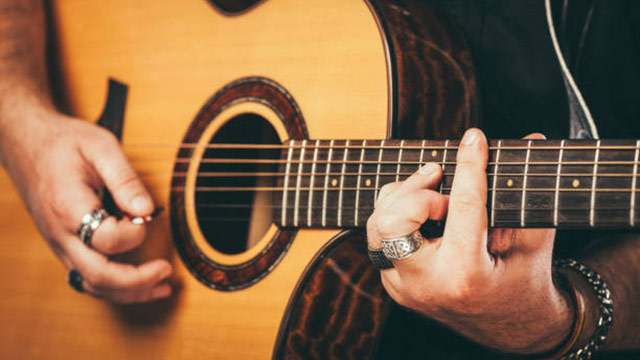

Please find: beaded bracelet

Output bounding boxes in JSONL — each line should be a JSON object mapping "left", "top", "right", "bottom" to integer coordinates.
{"left": 554, "top": 259, "right": 614, "bottom": 360}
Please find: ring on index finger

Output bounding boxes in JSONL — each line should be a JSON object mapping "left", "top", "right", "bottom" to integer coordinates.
{"left": 77, "top": 208, "right": 109, "bottom": 247}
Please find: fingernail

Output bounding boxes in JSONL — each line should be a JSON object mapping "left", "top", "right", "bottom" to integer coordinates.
{"left": 131, "top": 195, "right": 153, "bottom": 214}
{"left": 129, "top": 206, "right": 164, "bottom": 225}
{"left": 151, "top": 286, "right": 171, "bottom": 300}
{"left": 461, "top": 130, "right": 478, "bottom": 145}
{"left": 419, "top": 163, "right": 438, "bottom": 175}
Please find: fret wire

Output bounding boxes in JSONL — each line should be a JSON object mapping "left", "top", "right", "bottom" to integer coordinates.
{"left": 354, "top": 140, "right": 366, "bottom": 227}
{"left": 293, "top": 140, "right": 306, "bottom": 227}
{"left": 632, "top": 140, "right": 640, "bottom": 226}
{"left": 374, "top": 140, "right": 385, "bottom": 202}
{"left": 281, "top": 140, "right": 294, "bottom": 227}
{"left": 521, "top": 140, "right": 532, "bottom": 227}
{"left": 554, "top": 140, "right": 565, "bottom": 227}
{"left": 419, "top": 140, "right": 426, "bottom": 171}
{"left": 337, "top": 140, "right": 349, "bottom": 227}
{"left": 322, "top": 140, "right": 334, "bottom": 228}
{"left": 589, "top": 140, "right": 601, "bottom": 227}
{"left": 440, "top": 140, "right": 450, "bottom": 195}
{"left": 396, "top": 140, "right": 405, "bottom": 182}
{"left": 490, "top": 141, "right": 502, "bottom": 227}
{"left": 307, "top": 140, "right": 320, "bottom": 227}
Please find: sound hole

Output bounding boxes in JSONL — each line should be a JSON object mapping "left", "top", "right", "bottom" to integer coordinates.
{"left": 195, "top": 113, "right": 280, "bottom": 255}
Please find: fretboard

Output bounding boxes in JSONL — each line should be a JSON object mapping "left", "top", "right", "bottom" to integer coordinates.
{"left": 274, "top": 139, "right": 640, "bottom": 229}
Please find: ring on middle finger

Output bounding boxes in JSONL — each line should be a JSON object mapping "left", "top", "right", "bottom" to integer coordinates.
{"left": 381, "top": 229, "right": 424, "bottom": 261}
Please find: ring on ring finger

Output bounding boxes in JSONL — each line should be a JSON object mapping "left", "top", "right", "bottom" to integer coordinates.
{"left": 368, "top": 229, "right": 424, "bottom": 269}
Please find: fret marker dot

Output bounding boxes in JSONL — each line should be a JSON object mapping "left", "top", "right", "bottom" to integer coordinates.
{"left": 365, "top": 179, "right": 372, "bottom": 187}
{"left": 507, "top": 179, "right": 514, "bottom": 187}
{"left": 573, "top": 179, "right": 580, "bottom": 188}
{"left": 431, "top": 150, "right": 437, "bottom": 158}
{"left": 331, "top": 178, "right": 338, "bottom": 187}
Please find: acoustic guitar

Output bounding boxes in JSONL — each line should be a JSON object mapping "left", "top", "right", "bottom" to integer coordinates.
{"left": 0, "top": 0, "right": 635, "bottom": 358}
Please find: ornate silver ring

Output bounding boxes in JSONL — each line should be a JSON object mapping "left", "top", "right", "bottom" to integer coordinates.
{"left": 77, "top": 208, "right": 109, "bottom": 247}
{"left": 381, "top": 229, "right": 424, "bottom": 261}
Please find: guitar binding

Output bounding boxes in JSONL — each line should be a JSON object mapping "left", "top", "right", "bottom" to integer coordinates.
{"left": 170, "top": 77, "right": 307, "bottom": 291}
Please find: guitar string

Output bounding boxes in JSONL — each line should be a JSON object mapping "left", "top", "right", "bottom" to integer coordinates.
{"left": 193, "top": 204, "right": 640, "bottom": 211}
{"left": 144, "top": 171, "right": 640, "bottom": 178}
{"left": 122, "top": 143, "right": 640, "bottom": 151}
{"left": 130, "top": 158, "right": 640, "bottom": 166}
{"left": 175, "top": 186, "right": 640, "bottom": 192}
{"left": 195, "top": 204, "right": 640, "bottom": 222}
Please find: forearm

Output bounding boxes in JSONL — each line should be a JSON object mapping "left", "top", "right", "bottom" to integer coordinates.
{"left": 0, "top": 0, "right": 52, "bottom": 121}
{"left": 0, "top": 0, "right": 55, "bottom": 167}
{"left": 573, "top": 232, "right": 640, "bottom": 351}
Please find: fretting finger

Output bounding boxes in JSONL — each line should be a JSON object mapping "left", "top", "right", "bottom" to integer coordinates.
{"left": 376, "top": 163, "right": 443, "bottom": 207}
{"left": 400, "top": 163, "right": 443, "bottom": 192}
{"left": 368, "top": 189, "right": 448, "bottom": 249}
{"left": 441, "top": 128, "right": 492, "bottom": 266}
{"left": 375, "top": 181, "right": 401, "bottom": 207}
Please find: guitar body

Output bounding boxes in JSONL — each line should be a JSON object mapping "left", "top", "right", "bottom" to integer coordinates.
{"left": 0, "top": 0, "right": 476, "bottom": 358}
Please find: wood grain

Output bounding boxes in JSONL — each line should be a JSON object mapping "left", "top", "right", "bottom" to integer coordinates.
{"left": 1, "top": 0, "right": 389, "bottom": 358}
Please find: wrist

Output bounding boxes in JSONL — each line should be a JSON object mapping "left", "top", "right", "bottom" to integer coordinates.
{"left": 517, "top": 280, "right": 577, "bottom": 354}
{"left": 0, "top": 96, "right": 58, "bottom": 167}
{"left": 0, "top": 87, "right": 55, "bottom": 126}
{"left": 556, "top": 265, "right": 602, "bottom": 353}
{"left": 548, "top": 258, "right": 614, "bottom": 359}
{"left": 443, "top": 279, "right": 575, "bottom": 355}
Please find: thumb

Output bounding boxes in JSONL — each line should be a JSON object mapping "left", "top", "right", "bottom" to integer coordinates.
{"left": 82, "top": 129, "right": 154, "bottom": 216}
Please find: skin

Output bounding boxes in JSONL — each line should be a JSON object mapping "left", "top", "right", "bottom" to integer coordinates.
{"left": 367, "top": 128, "right": 640, "bottom": 354}
{"left": 0, "top": 0, "right": 172, "bottom": 303}
{"left": 367, "top": 130, "right": 576, "bottom": 353}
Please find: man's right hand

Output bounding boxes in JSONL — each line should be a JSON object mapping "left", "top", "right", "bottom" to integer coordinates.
{"left": 0, "top": 105, "right": 173, "bottom": 303}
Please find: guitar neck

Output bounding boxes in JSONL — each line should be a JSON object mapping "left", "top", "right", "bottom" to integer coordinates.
{"left": 275, "top": 139, "right": 640, "bottom": 229}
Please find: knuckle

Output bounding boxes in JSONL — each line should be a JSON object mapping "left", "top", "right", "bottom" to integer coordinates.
{"left": 49, "top": 191, "right": 70, "bottom": 219}
{"left": 377, "top": 183, "right": 394, "bottom": 200}
{"left": 111, "top": 171, "right": 142, "bottom": 193}
{"left": 450, "top": 195, "right": 484, "bottom": 213}
{"left": 455, "top": 157, "right": 484, "bottom": 172}
{"left": 443, "top": 273, "right": 487, "bottom": 307}
{"left": 95, "top": 128, "right": 119, "bottom": 147}
{"left": 446, "top": 281, "right": 475, "bottom": 302}
{"left": 84, "top": 269, "right": 107, "bottom": 288}
{"left": 374, "top": 215, "right": 401, "bottom": 238}
{"left": 101, "top": 237, "right": 121, "bottom": 255}
{"left": 366, "top": 215, "right": 378, "bottom": 235}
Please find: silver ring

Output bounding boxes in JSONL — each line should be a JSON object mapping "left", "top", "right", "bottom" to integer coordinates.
{"left": 381, "top": 229, "right": 424, "bottom": 261}
{"left": 77, "top": 209, "right": 109, "bottom": 247}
